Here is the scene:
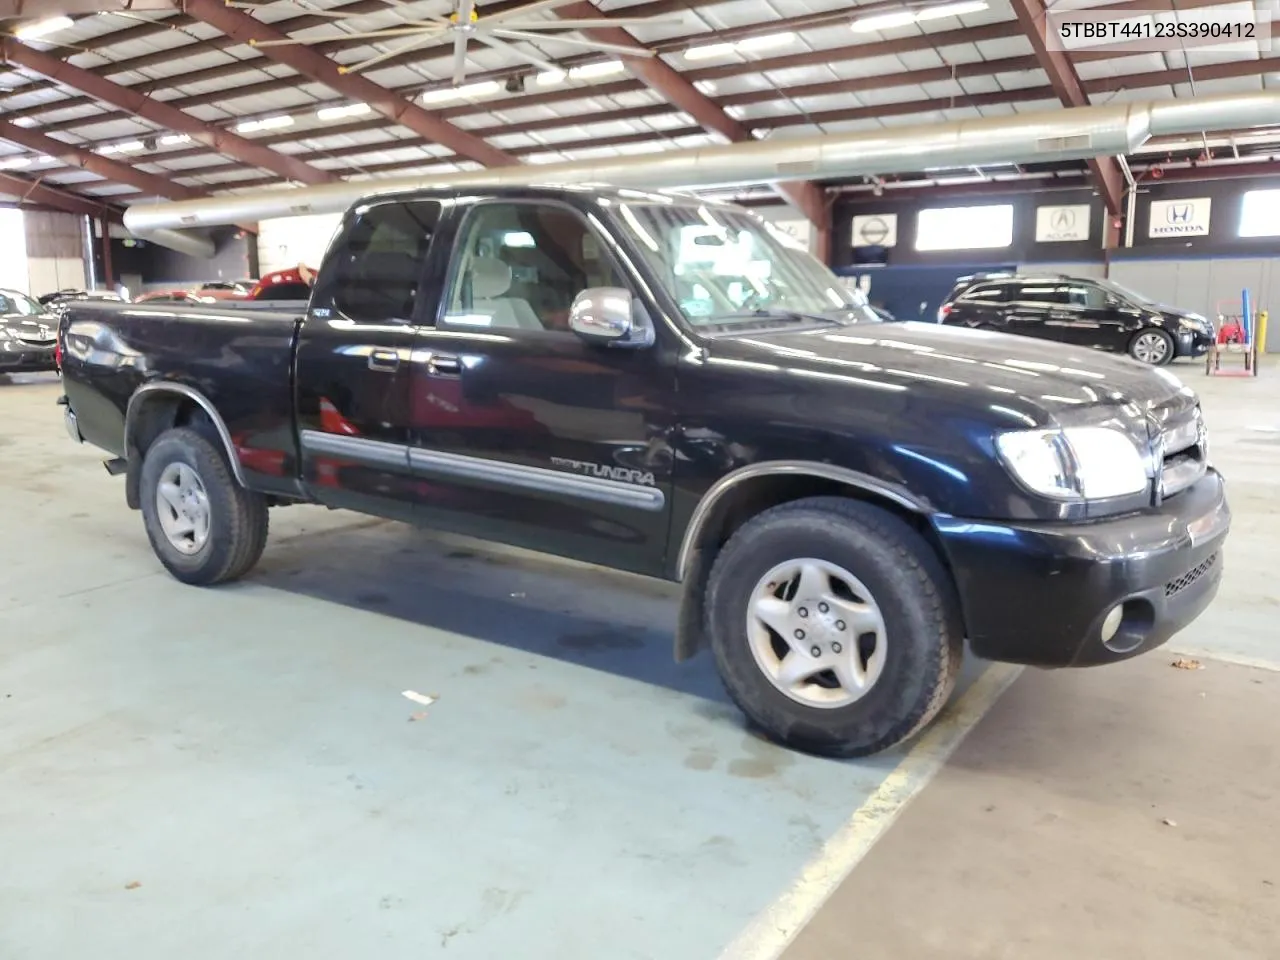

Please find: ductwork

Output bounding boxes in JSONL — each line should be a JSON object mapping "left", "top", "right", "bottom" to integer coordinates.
{"left": 143, "top": 227, "right": 216, "bottom": 260}
{"left": 124, "top": 91, "right": 1280, "bottom": 238}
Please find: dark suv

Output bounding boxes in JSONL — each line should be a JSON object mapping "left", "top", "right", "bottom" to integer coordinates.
{"left": 938, "top": 273, "right": 1215, "bottom": 365}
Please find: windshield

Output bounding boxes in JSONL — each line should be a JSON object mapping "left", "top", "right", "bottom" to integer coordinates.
{"left": 616, "top": 201, "right": 880, "bottom": 327}
{"left": 0, "top": 291, "right": 41, "bottom": 316}
{"left": 1096, "top": 278, "right": 1157, "bottom": 305}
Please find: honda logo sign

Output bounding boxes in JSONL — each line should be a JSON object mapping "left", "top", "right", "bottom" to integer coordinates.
{"left": 1149, "top": 197, "right": 1212, "bottom": 238}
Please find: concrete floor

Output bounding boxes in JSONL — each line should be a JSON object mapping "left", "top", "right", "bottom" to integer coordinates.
{"left": 1, "top": 359, "right": 1277, "bottom": 959}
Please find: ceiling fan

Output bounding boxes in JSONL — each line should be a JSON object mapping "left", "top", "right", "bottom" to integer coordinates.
{"left": 227, "top": 0, "right": 685, "bottom": 86}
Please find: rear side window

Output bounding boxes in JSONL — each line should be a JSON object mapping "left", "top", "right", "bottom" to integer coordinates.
{"left": 1011, "top": 281, "right": 1070, "bottom": 305}
{"left": 958, "top": 282, "right": 1011, "bottom": 303}
{"left": 314, "top": 200, "right": 441, "bottom": 324}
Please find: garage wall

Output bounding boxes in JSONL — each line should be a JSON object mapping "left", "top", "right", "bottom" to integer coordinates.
{"left": 103, "top": 226, "right": 251, "bottom": 288}
{"left": 258, "top": 214, "right": 343, "bottom": 276}
{"left": 831, "top": 186, "right": 1104, "bottom": 271}
{"left": 23, "top": 211, "right": 86, "bottom": 296}
{"left": 1026, "top": 261, "right": 1106, "bottom": 279}
{"left": 0, "top": 208, "right": 28, "bottom": 292}
{"left": 1109, "top": 257, "right": 1280, "bottom": 350}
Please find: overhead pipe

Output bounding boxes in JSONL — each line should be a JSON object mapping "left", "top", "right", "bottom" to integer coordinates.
{"left": 124, "top": 91, "right": 1280, "bottom": 237}
{"left": 141, "top": 227, "right": 216, "bottom": 260}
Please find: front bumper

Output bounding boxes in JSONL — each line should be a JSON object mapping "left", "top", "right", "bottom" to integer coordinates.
{"left": 1175, "top": 327, "right": 1214, "bottom": 358}
{"left": 934, "top": 470, "right": 1229, "bottom": 668}
{"left": 0, "top": 339, "right": 56, "bottom": 372}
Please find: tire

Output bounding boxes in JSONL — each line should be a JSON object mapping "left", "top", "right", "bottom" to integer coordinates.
{"left": 705, "top": 497, "right": 963, "bottom": 758}
{"left": 139, "top": 427, "right": 269, "bottom": 585}
{"left": 1129, "top": 328, "right": 1175, "bottom": 365}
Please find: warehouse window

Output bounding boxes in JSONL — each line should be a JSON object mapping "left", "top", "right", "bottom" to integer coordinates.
{"left": 1238, "top": 189, "right": 1280, "bottom": 238}
{"left": 915, "top": 204, "right": 1014, "bottom": 251}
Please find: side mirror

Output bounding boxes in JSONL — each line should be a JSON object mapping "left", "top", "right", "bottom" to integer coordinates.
{"left": 569, "top": 287, "right": 649, "bottom": 347}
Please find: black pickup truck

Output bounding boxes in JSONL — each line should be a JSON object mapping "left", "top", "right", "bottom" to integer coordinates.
{"left": 58, "top": 185, "right": 1230, "bottom": 758}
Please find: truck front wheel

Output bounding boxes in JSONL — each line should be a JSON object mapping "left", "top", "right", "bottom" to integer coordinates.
{"left": 705, "top": 497, "right": 963, "bottom": 758}
{"left": 139, "top": 427, "right": 269, "bottom": 585}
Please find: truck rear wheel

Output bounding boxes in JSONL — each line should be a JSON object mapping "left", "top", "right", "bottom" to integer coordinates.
{"left": 139, "top": 427, "right": 269, "bottom": 586}
{"left": 704, "top": 497, "right": 963, "bottom": 758}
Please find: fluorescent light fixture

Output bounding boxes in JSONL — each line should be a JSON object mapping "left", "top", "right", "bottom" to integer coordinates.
{"left": 316, "top": 102, "right": 371, "bottom": 121}
{"left": 683, "top": 42, "right": 735, "bottom": 61}
{"left": 115, "top": 141, "right": 145, "bottom": 152}
{"left": 852, "top": 1, "right": 987, "bottom": 31}
{"left": 738, "top": 31, "right": 797, "bottom": 52}
{"left": 15, "top": 16, "right": 73, "bottom": 40}
{"left": 13, "top": 117, "right": 37, "bottom": 128}
{"left": 0, "top": 157, "right": 31, "bottom": 170}
{"left": 570, "top": 60, "right": 625, "bottom": 79}
{"left": 536, "top": 69, "right": 568, "bottom": 86}
{"left": 421, "top": 80, "right": 501, "bottom": 103}
{"left": 916, "top": 1, "right": 989, "bottom": 20}
{"left": 159, "top": 134, "right": 192, "bottom": 146}
{"left": 234, "top": 115, "right": 294, "bottom": 133}
{"left": 37, "top": 155, "right": 54, "bottom": 163}
{"left": 502, "top": 231, "right": 536, "bottom": 248}
{"left": 851, "top": 10, "right": 919, "bottom": 32}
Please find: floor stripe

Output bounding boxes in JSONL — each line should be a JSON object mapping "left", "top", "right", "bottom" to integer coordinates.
{"left": 717, "top": 662, "right": 1024, "bottom": 960}
{"left": 1167, "top": 645, "right": 1280, "bottom": 673}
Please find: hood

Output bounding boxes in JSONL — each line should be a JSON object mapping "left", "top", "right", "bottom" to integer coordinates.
{"left": 703, "top": 319, "right": 1195, "bottom": 429}
{"left": 0, "top": 313, "right": 57, "bottom": 341}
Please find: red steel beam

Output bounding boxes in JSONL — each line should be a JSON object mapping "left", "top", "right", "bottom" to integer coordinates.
{"left": 553, "top": 0, "right": 831, "bottom": 243}
{"left": 0, "top": 117, "right": 204, "bottom": 202}
{"left": 6, "top": 18, "right": 1022, "bottom": 131}
{"left": 183, "top": 0, "right": 515, "bottom": 169}
{"left": 79, "top": 50, "right": 1280, "bottom": 191}
{"left": 0, "top": 38, "right": 336, "bottom": 186}
{"left": 0, "top": 171, "right": 122, "bottom": 220}
{"left": 1008, "top": 0, "right": 1126, "bottom": 231}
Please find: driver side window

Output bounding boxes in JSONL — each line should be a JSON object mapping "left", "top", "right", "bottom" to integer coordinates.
{"left": 441, "top": 202, "right": 629, "bottom": 333}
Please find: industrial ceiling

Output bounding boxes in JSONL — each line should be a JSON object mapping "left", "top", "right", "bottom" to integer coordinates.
{"left": 1, "top": 0, "right": 1278, "bottom": 229}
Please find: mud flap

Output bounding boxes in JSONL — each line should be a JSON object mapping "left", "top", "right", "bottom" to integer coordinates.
{"left": 674, "top": 546, "right": 711, "bottom": 662}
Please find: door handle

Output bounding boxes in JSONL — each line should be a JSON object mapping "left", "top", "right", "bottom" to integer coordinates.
{"left": 368, "top": 349, "right": 400, "bottom": 373}
{"left": 426, "top": 352, "right": 462, "bottom": 377}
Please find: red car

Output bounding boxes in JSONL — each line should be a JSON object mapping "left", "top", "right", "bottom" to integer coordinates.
{"left": 247, "top": 266, "right": 315, "bottom": 301}
{"left": 133, "top": 289, "right": 217, "bottom": 305}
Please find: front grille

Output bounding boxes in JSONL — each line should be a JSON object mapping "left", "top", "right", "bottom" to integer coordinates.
{"left": 1157, "top": 407, "right": 1207, "bottom": 500}
{"left": 1165, "top": 552, "right": 1218, "bottom": 598}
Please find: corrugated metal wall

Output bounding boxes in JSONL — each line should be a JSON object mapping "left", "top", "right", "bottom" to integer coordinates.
{"left": 23, "top": 210, "right": 85, "bottom": 296}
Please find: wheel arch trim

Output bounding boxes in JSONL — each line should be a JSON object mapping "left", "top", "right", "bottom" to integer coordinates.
{"left": 673, "top": 460, "right": 931, "bottom": 581}
{"left": 124, "top": 381, "right": 247, "bottom": 488}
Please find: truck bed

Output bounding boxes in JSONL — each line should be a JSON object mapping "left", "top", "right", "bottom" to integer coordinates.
{"left": 60, "top": 300, "right": 306, "bottom": 499}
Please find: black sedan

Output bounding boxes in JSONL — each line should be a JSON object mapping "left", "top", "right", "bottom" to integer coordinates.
{"left": 0, "top": 289, "right": 58, "bottom": 374}
{"left": 938, "top": 272, "right": 1216, "bottom": 365}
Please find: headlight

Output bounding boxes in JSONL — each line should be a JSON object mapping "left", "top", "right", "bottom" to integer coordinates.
{"left": 995, "top": 426, "right": 1149, "bottom": 500}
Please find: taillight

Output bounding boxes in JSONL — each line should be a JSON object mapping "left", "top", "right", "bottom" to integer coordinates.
{"left": 54, "top": 328, "right": 62, "bottom": 370}
{"left": 937, "top": 304, "right": 952, "bottom": 324}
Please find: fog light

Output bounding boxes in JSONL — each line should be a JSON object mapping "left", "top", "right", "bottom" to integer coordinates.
{"left": 1100, "top": 604, "right": 1124, "bottom": 643}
